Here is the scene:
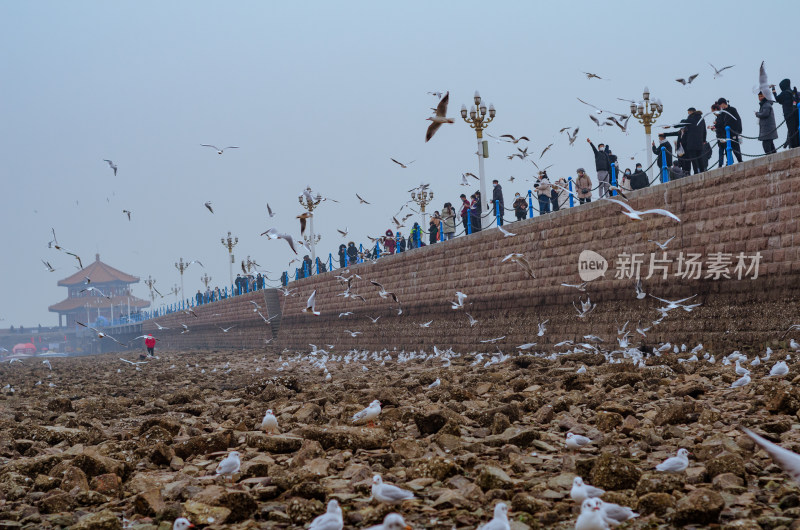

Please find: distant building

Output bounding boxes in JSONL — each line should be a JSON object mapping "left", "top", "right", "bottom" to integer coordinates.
{"left": 48, "top": 254, "right": 150, "bottom": 327}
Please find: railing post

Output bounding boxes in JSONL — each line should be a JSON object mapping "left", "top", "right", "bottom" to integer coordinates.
{"left": 610, "top": 162, "right": 617, "bottom": 197}
{"left": 527, "top": 190, "right": 534, "bottom": 218}
{"left": 375, "top": 242, "right": 380, "bottom": 258}
{"left": 328, "top": 253, "right": 333, "bottom": 270}
{"left": 725, "top": 126, "right": 733, "bottom": 166}
{"left": 359, "top": 243, "right": 364, "bottom": 262}
{"left": 495, "top": 200, "right": 500, "bottom": 226}
{"left": 661, "top": 146, "right": 668, "bottom": 183}
{"left": 567, "top": 177, "right": 574, "bottom": 207}
{"left": 439, "top": 219, "right": 443, "bottom": 241}
{"left": 467, "top": 209, "right": 472, "bottom": 235}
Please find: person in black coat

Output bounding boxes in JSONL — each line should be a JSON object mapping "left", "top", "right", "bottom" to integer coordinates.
{"left": 651, "top": 133, "right": 673, "bottom": 171}
{"left": 587, "top": 139, "right": 613, "bottom": 197}
{"left": 338, "top": 244, "right": 346, "bottom": 268}
{"left": 717, "top": 98, "right": 743, "bottom": 163}
{"left": 772, "top": 79, "right": 800, "bottom": 149}
{"left": 629, "top": 163, "right": 650, "bottom": 190}
{"left": 346, "top": 242, "right": 358, "bottom": 265}
{"left": 491, "top": 180, "right": 504, "bottom": 226}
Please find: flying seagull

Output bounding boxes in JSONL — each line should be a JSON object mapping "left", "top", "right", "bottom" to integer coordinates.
{"left": 583, "top": 72, "right": 603, "bottom": 80}
{"left": 103, "top": 159, "right": 118, "bottom": 176}
{"left": 425, "top": 91, "right": 453, "bottom": 142}
{"left": 356, "top": 193, "right": 371, "bottom": 205}
{"left": 539, "top": 143, "right": 554, "bottom": 159}
{"left": 297, "top": 212, "right": 312, "bottom": 236}
{"left": 603, "top": 197, "right": 681, "bottom": 222}
{"left": 390, "top": 158, "right": 415, "bottom": 168}
{"left": 709, "top": 63, "right": 734, "bottom": 78}
{"left": 267, "top": 203, "right": 275, "bottom": 217}
{"left": 675, "top": 74, "right": 699, "bottom": 86}
{"left": 743, "top": 428, "right": 800, "bottom": 484}
{"left": 204, "top": 201, "right": 214, "bottom": 213}
{"left": 201, "top": 144, "right": 239, "bottom": 154}
{"left": 42, "top": 259, "right": 56, "bottom": 272}
{"left": 648, "top": 236, "right": 675, "bottom": 250}
{"left": 122, "top": 209, "right": 131, "bottom": 221}
{"left": 303, "top": 290, "right": 320, "bottom": 315}
{"left": 759, "top": 61, "right": 776, "bottom": 101}
{"left": 499, "top": 134, "right": 530, "bottom": 144}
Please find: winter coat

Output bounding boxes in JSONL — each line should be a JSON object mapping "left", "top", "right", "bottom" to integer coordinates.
{"left": 383, "top": 231, "right": 396, "bottom": 254}
{"left": 589, "top": 143, "right": 611, "bottom": 172}
{"left": 652, "top": 140, "right": 673, "bottom": 168}
{"left": 346, "top": 244, "right": 358, "bottom": 262}
{"left": 442, "top": 207, "right": 456, "bottom": 233}
{"left": 492, "top": 184, "right": 504, "bottom": 211}
{"left": 410, "top": 224, "right": 422, "bottom": 248}
{"left": 429, "top": 221, "right": 438, "bottom": 244}
{"left": 721, "top": 105, "right": 743, "bottom": 135}
{"left": 397, "top": 236, "right": 406, "bottom": 252}
{"left": 145, "top": 336, "right": 156, "bottom": 349}
{"left": 338, "top": 245, "right": 347, "bottom": 267}
{"left": 683, "top": 112, "right": 707, "bottom": 150}
{"left": 629, "top": 169, "right": 649, "bottom": 190}
{"left": 773, "top": 79, "right": 798, "bottom": 117}
{"left": 756, "top": 99, "right": 778, "bottom": 141}
{"left": 576, "top": 174, "right": 592, "bottom": 199}
{"left": 536, "top": 177, "right": 551, "bottom": 197}
{"left": 513, "top": 196, "right": 527, "bottom": 215}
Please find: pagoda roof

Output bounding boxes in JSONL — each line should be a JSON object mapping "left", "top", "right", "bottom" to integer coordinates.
{"left": 58, "top": 254, "right": 140, "bottom": 286}
{"left": 48, "top": 294, "right": 151, "bottom": 313}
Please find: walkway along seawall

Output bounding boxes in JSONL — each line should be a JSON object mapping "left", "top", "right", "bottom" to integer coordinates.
{"left": 145, "top": 149, "right": 800, "bottom": 354}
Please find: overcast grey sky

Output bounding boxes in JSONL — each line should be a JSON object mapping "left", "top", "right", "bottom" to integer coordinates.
{"left": 2, "top": 0, "right": 796, "bottom": 327}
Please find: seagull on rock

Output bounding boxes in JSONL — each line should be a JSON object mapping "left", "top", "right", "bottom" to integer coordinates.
{"left": 308, "top": 499, "right": 343, "bottom": 530}
{"left": 478, "top": 502, "right": 510, "bottom": 530}
{"left": 371, "top": 474, "right": 415, "bottom": 503}
{"left": 566, "top": 432, "right": 593, "bottom": 451}
{"left": 261, "top": 409, "right": 279, "bottom": 434}
{"left": 215, "top": 451, "right": 241, "bottom": 480}
{"left": 364, "top": 513, "right": 411, "bottom": 530}
{"left": 353, "top": 399, "right": 381, "bottom": 427}
{"left": 571, "top": 477, "right": 605, "bottom": 503}
{"left": 656, "top": 448, "right": 690, "bottom": 472}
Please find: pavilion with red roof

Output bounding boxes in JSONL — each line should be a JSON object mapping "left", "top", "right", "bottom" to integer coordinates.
{"left": 49, "top": 254, "right": 150, "bottom": 327}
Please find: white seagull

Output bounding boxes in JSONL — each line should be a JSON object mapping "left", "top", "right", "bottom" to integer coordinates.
{"left": 566, "top": 432, "right": 593, "bottom": 451}
{"left": 656, "top": 448, "right": 690, "bottom": 472}
{"left": 353, "top": 399, "right": 381, "bottom": 427}
{"left": 743, "top": 428, "right": 800, "bottom": 484}
{"left": 478, "top": 502, "right": 510, "bottom": 530}
{"left": 770, "top": 361, "right": 789, "bottom": 377}
{"left": 571, "top": 477, "right": 605, "bottom": 503}
{"left": 603, "top": 197, "right": 680, "bottom": 222}
{"left": 303, "top": 290, "right": 320, "bottom": 315}
{"left": 371, "top": 474, "right": 415, "bottom": 503}
{"left": 201, "top": 144, "right": 239, "bottom": 154}
{"left": 425, "top": 91, "right": 453, "bottom": 142}
{"left": 308, "top": 499, "right": 343, "bottom": 530}
{"left": 214, "top": 451, "right": 241, "bottom": 479}
{"left": 103, "top": 159, "right": 118, "bottom": 176}
{"left": 364, "top": 513, "right": 410, "bottom": 530}
{"left": 261, "top": 409, "right": 279, "bottom": 434}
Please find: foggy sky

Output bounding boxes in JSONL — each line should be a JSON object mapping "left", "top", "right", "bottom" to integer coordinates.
{"left": 2, "top": 0, "right": 796, "bottom": 326}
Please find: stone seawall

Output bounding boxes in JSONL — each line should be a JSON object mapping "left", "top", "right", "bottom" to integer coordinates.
{"left": 143, "top": 149, "right": 800, "bottom": 354}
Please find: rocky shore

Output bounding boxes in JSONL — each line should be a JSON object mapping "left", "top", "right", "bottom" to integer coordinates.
{"left": 1, "top": 347, "right": 800, "bottom": 529}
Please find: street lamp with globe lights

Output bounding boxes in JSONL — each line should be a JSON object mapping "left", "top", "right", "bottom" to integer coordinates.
{"left": 630, "top": 87, "right": 663, "bottom": 180}
{"left": 461, "top": 91, "right": 496, "bottom": 229}
{"left": 220, "top": 231, "right": 238, "bottom": 285}
{"left": 410, "top": 189, "right": 434, "bottom": 232}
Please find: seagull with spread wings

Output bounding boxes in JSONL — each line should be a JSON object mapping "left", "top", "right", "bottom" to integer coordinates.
{"left": 390, "top": 158, "right": 415, "bottom": 168}
{"left": 122, "top": 209, "right": 131, "bottom": 221}
{"left": 425, "top": 91, "right": 453, "bottom": 142}
{"left": 675, "top": 74, "right": 699, "bottom": 86}
{"left": 709, "top": 63, "right": 734, "bottom": 78}
{"left": 103, "top": 159, "right": 118, "bottom": 176}
{"left": 499, "top": 134, "right": 529, "bottom": 144}
{"left": 356, "top": 193, "right": 370, "bottom": 205}
{"left": 201, "top": 144, "right": 239, "bottom": 154}
{"left": 76, "top": 322, "right": 126, "bottom": 346}
{"left": 204, "top": 201, "right": 214, "bottom": 213}
{"left": 303, "top": 290, "right": 320, "bottom": 315}
{"left": 603, "top": 197, "right": 681, "bottom": 222}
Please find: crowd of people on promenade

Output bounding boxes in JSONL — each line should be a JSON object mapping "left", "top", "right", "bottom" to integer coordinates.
{"left": 194, "top": 80, "right": 800, "bottom": 292}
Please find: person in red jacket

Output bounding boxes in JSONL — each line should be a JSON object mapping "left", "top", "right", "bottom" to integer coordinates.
{"left": 144, "top": 335, "right": 156, "bottom": 357}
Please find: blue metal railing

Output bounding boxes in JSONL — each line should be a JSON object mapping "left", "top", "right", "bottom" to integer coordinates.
{"left": 661, "top": 147, "right": 669, "bottom": 183}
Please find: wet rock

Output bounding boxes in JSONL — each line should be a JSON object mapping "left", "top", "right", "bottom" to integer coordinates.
{"left": 712, "top": 472, "right": 746, "bottom": 493}
{"left": 133, "top": 488, "right": 166, "bottom": 517}
{"left": 476, "top": 466, "right": 514, "bottom": 491}
{"left": 38, "top": 489, "right": 76, "bottom": 514}
{"left": 246, "top": 433, "right": 302, "bottom": 453}
{"left": 182, "top": 500, "right": 231, "bottom": 525}
{"left": 636, "top": 492, "right": 675, "bottom": 516}
{"left": 172, "top": 431, "right": 231, "bottom": 460}
{"left": 674, "top": 488, "right": 725, "bottom": 525}
{"left": 590, "top": 453, "right": 641, "bottom": 491}
{"left": 409, "top": 457, "right": 462, "bottom": 481}
{"left": 192, "top": 486, "right": 257, "bottom": 523}
{"left": 69, "top": 509, "right": 122, "bottom": 530}
{"left": 766, "top": 386, "right": 800, "bottom": 415}
{"left": 595, "top": 411, "right": 623, "bottom": 432}
{"left": 707, "top": 452, "right": 746, "bottom": 479}
{"left": 73, "top": 450, "right": 128, "bottom": 479}
{"left": 90, "top": 474, "right": 122, "bottom": 498}
{"left": 149, "top": 442, "right": 174, "bottom": 467}
{"left": 655, "top": 402, "right": 698, "bottom": 426}
{"left": 60, "top": 466, "right": 89, "bottom": 492}
{"left": 47, "top": 398, "right": 73, "bottom": 413}
{"left": 635, "top": 472, "right": 685, "bottom": 496}
{"left": 299, "top": 426, "right": 389, "bottom": 450}
{"left": 294, "top": 402, "right": 322, "bottom": 424}
{"left": 413, "top": 407, "right": 449, "bottom": 435}
{"left": 286, "top": 498, "right": 324, "bottom": 524}
{"left": 391, "top": 438, "right": 424, "bottom": 459}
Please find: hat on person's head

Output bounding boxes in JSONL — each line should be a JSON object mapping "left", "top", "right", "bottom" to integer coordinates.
{"left": 658, "top": 133, "right": 666, "bottom": 138}
{"left": 716, "top": 98, "right": 727, "bottom": 105}
{"left": 687, "top": 107, "right": 696, "bottom": 112}
{"left": 577, "top": 168, "right": 585, "bottom": 173}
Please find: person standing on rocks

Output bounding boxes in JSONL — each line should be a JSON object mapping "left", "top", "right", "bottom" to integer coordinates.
{"left": 756, "top": 92, "right": 778, "bottom": 154}
{"left": 144, "top": 334, "right": 156, "bottom": 358}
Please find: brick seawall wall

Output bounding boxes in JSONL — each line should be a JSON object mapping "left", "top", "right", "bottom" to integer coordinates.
{"left": 145, "top": 149, "right": 800, "bottom": 354}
